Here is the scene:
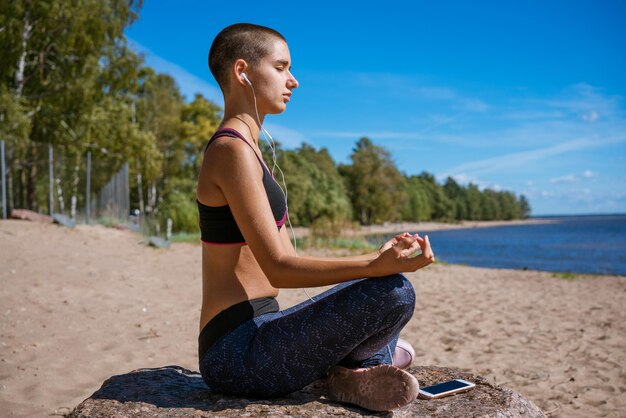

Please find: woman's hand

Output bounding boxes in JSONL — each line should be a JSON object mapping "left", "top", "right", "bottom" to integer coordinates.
{"left": 371, "top": 232, "right": 435, "bottom": 276}
{"left": 377, "top": 232, "right": 410, "bottom": 255}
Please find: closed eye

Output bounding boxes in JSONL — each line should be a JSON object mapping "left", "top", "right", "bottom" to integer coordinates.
{"left": 274, "top": 60, "right": 291, "bottom": 72}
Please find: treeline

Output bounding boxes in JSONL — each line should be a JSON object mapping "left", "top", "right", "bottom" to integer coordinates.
{"left": 1, "top": 1, "right": 530, "bottom": 234}
{"left": 1, "top": 0, "right": 221, "bottom": 230}
{"left": 261, "top": 137, "right": 530, "bottom": 230}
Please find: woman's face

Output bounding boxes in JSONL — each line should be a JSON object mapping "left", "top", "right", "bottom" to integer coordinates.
{"left": 250, "top": 38, "right": 299, "bottom": 115}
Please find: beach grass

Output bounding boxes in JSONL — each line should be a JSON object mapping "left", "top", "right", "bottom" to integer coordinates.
{"left": 552, "top": 272, "right": 578, "bottom": 280}
{"left": 170, "top": 232, "right": 201, "bottom": 243}
{"left": 296, "top": 236, "right": 376, "bottom": 252}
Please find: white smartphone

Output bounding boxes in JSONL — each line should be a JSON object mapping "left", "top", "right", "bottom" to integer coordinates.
{"left": 418, "top": 379, "right": 476, "bottom": 399}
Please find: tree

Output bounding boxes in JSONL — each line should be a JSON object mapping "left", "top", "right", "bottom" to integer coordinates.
{"left": 340, "top": 137, "right": 405, "bottom": 225}
{"left": 260, "top": 141, "right": 352, "bottom": 228}
{"left": 0, "top": 0, "right": 144, "bottom": 210}
{"left": 402, "top": 175, "right": 432, "bottom": 221}
{"left": 518, "top": 194, "right": 531, "bottom": 218}
{"left": 418, "top": 171, "right": 454, "bottom": 221}
{"left": 443, "top": 176, "right": 468, "bottom": 220}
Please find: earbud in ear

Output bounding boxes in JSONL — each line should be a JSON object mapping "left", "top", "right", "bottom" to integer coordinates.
{"left": 241, "top": 73, "right": 253, "bottom": 87}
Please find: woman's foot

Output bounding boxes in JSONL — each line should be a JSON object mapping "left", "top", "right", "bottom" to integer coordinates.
{"left": 392, "top": 338, "right": 416, "bottom": 369}
{"left": 326, "top": 364, "right": 419, "bottom": 411}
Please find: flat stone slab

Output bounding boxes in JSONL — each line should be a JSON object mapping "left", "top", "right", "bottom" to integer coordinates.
{"left": 69, "top": 365, "right": 546, "bottom": 417}
{"left": 147, "top": 236, "right": 171, "bottom": 248}
{"left": 10, "top": 209, "right": 53, "bottom": 223}
{"left": 52, "top": 213, "right": 76, "bottom": 228}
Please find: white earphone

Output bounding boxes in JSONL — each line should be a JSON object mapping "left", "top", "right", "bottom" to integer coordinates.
{"left": 241, "top": 72, "right": 252, "bottom": 87}
{"left": 240, "top": 69, "right": 315, "bottom": 304}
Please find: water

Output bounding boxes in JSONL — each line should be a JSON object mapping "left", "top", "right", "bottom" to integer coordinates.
{"left": 368, "top": 215, "right": 626, "bottom": 276}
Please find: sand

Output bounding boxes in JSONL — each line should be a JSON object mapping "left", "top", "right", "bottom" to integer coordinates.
{"left": 0, "top": 219, "right": 624, "bottom": 417}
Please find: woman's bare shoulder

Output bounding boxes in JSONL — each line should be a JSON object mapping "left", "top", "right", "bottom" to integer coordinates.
{"left": 202, "top": 137, "right": 263, "bottom": 188}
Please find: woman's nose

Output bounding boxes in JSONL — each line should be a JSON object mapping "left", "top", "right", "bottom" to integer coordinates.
{"left": 288, "top": 72, "right": 299, "bottom": 89}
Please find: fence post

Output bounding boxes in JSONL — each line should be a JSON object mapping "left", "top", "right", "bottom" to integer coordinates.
{"left": 86, "top": 151, "right": 91, "bottom": 224}
{"left": 1, "top": 140, "right": 6, "bottom": 219}
{"left": 48, "top": 143, "right": 54, "bottom": 215}
{"left": 124, "top": 162, "right": 129, "bottom": 222}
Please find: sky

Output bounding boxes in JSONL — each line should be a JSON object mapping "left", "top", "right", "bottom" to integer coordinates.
{"left": 125, "top": 1, "right": 626, "bottom": 216}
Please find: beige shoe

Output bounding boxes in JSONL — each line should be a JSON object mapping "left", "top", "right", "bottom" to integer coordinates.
{"left": 393, "top": 338, "right": 416, "bottom": 369}
{"left": 326, "top": 364, "right": 419, "bottom": 411}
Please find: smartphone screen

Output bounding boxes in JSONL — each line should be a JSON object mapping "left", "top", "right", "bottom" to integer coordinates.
{"left": 419, "top": 379, "right": 475, "bottom": 398}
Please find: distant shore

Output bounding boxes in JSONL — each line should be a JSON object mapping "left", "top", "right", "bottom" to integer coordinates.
{"left": 292, "top": 218, "right": 554, "bottom": 239}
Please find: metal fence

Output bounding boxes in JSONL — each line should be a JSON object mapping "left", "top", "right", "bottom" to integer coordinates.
{"left": 94, "top": 162, "right": 130, "bottom": 223}
{"left": 0, "top": 140, "right": 130, "bottom": 225}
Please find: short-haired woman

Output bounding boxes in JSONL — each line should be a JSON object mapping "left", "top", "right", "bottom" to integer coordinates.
{"left": 197, "top": 23, "right": 435, "bottom": 412}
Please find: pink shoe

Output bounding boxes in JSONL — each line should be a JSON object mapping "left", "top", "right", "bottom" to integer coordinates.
{"left": 326, "top": 364, "right": 419, "bottom": 411}
{"left": 392, "top": 338, "right": 415, "bottom": 369}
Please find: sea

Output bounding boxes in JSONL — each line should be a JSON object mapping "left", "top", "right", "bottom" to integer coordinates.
{"left": 368, "top": 214, "right": 626, "bottom": 276}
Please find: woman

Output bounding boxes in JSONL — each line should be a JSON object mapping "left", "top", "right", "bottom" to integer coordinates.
{"left": 197, "top": 23, "right": 435, "bottom": 412}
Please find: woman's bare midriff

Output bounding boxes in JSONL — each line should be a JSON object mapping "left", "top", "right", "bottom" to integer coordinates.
{"left": 199, "top": 243, "right": 279, "bottom": 332}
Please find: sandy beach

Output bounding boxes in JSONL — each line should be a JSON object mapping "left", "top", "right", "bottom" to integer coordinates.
{"left": 1, "top": 219, "right": 624, "bottom": 417}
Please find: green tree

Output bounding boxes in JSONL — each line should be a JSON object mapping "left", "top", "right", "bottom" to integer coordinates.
{"left": 340, "top": 137, "right": 405, "bottom": 225}
{"left": 518, "top": 195, "right": 531, "bottom": 218}
{"left": 259, "top": 141, "right": 352, "bottom": 228}
{"left": 417, "top": 171, "right": 454, "bottom": 221}
{"left": 443, "top": 176, "right": 468, "bottom": 220}
{"left": 0, "top": 0, "right": 144, "bottom": 211}
{"left": 402, "top": 175, "right": 432, "bottom": 221}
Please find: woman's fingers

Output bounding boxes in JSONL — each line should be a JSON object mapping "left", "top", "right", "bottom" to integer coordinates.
{"left": 420, "top": 235, "right": 435, "bottom": 261}
{"left": 400, "top": 240, "right": 420, "bottom": 257}
{"left": 404, "top": 235, "right": 435, "bottom": 270}
{"left": 393, "top": 234, "right": 422, "bottom": 258}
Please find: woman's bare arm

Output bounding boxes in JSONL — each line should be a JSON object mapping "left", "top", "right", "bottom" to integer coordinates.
{"left": 209, "top": 139, "right": 434, "bottom": 288}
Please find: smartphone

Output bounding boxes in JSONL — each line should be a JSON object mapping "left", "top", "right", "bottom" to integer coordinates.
{"left": 418, "top": 379, "right": 475, "bottom": 399}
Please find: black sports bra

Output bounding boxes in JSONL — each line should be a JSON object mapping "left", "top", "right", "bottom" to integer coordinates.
{"left": 197, "top": 128, "right": 287, "bottom": 245}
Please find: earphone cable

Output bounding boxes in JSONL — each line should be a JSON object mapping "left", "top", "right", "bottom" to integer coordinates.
{"left": 248, "top": 82, "right": 315, "bottom": 302}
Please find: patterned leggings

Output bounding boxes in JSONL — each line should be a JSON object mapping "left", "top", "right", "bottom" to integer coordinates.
{"left": 198, "top": 274, "right": 416, "bottom": 397}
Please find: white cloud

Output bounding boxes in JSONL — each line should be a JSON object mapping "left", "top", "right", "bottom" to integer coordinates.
{"left": 313, "top": 130, "right": 427, "bottom": 140}
{"left": 352, "top": 72, "right": 488, "bottom": 113}
{"left": 581, "top": 110, "right": 599, "bottom": 123}
{"left": 445, "top": 134, "right": 626, "bottom": 176}
{"left": 548, "top": 170, "right": 597, "bottom": 184}
{"left": 550, "top": 174, "right": 577, "bottom": 184}
{"left": 263, "top": 123, "right": 309, "bottom": 149}
{"left": 460, "top": 98, "right": 488, "bottom": 112}
{"left": 503, "top": 110, "right": 565, "bottom": 120}
{"left": 415, "top": 86, "right": 456, "bottom": 100}
{"left": 127, "top": 38, "right": 223, "bottom": 105}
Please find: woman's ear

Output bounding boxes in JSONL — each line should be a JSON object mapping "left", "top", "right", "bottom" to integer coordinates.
{"left": 233, "top": 59, "right": 249, "bottom": 86}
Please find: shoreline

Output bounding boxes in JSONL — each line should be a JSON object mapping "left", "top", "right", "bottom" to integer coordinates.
{"left": 1, "top": 219, "right": 624, "bottom": 418}
{"left": 292, "top": 218, "right": 554, "bottom": 238}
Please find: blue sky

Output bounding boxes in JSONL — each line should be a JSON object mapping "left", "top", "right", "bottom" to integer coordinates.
{"left": 125, "top": 1, "right": 626, "bottom": 216}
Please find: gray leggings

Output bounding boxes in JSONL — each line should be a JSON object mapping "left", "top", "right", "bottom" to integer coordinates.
{"left": 199, "top": 274, "right": 416, "bottom": 397}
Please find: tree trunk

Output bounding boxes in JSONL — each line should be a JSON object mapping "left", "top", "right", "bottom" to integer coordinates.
{"left": 15, "top": 10, "right": 32, "bottom": 97}
{"left": 6, "top": 147, "right": 14, "bottom": 213}
{"left": 26, "top": 144, "right": 38, "bottom": 211}
{"left": 70, "top": 153, "right": 80, "bottom": 219}
{"left": 19, "top": 165, "right": 25, "bottom": 209}
{"left": 56, "top": 177, "right": 64, "bottom": 213}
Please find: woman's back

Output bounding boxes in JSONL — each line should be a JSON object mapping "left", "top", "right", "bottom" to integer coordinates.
{"left": 196, "top": 128, "right": 287, "bottom": 331}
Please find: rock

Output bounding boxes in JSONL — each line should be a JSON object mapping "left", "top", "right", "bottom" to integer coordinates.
{"left": 70, "top": 365, "right": 546, "bottom": 417}
{"left": 9, "top": 209, "right": 53, "bottom": 223}
{"left": 52, "top": 213, "right": 76, "bottom": 228}
{"left": 147, "top": 236, "right": 171, "bottom": 248}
